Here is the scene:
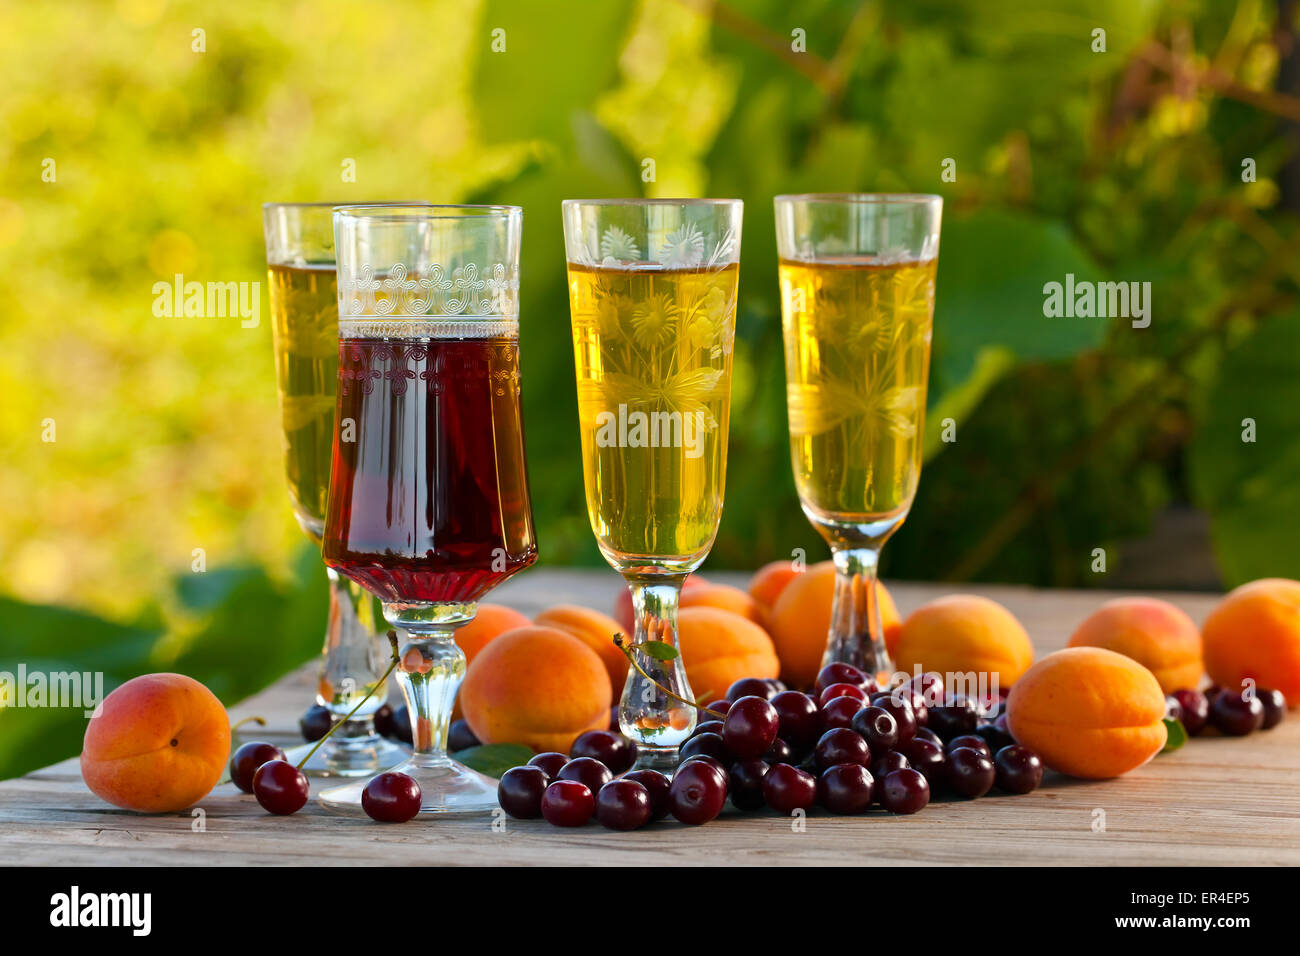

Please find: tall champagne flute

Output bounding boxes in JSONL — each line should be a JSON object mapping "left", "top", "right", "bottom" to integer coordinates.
{"left": 263, "top": 201, "right": 416, "bottom": 777}
{"left": 774, "top": 194, "right": 942, "bottom": 681}
{"left": 319, "top": 204, "right": 536, "bottom": 813}
{"left": 562, "top": 198, "right": 742, "bottom": 771}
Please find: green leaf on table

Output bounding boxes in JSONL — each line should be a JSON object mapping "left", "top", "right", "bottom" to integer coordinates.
{"left": 452, "top": 743, "right": 535, "bottom": 779}
{"left": 1189, "top": 312, "right": 1300, "bottom": 585}
{"left": 1161, "top": 717, "right": 1188, "bottom": 754}
{"left": 639, "top": 640, "right": 679, "bottom": 661}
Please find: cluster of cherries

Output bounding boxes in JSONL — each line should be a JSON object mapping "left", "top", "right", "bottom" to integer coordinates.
{"left": 1167, "top": 685, "right": 1287, "bottom": 737}
{"left": 497, "top": 663, "right": 1045, "bottom": 829}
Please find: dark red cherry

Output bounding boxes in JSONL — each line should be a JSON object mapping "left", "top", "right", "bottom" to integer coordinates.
{"left": 497, "top": 765, "right": 550, "bottom": 818}
{"left": 362, "top": 771, "right": 422, "bottom": 822}
{"left": 692, "top": 719, "right": 726, "bottom": 739}
{"left": 1170, "top": 689, "right": 1209, "bottom": 735}
{"left": 727, "top": 677, "right": 778, "bottom": 702}
{"left": 820, "top": 695, "right": 863, "bottom": 730}
{"left": 527, "top": 751, "right": 569, "bottom": 778}
{"left": 230, "top": 741, "right": 286, "bottom": 793}
{"left": 299, "top": 705, "right": 332, "bottom": 742}
{"left": 596, "top": 779, "right": 652, "bottom": 830}
{"left": 761, "top": 763, "right": 817, "bottom": 814}
{"left": 818, "top": 763, "right": 874, "bottom": 815}
{"left": 1258, "top": 688, "right": 1287, "bottom": 729}
{"left": 448, "top": 718, "right": 480, "bottom": 752}
{"left": 818, "top": 682, "right": 867, "bottom": 707}
{"left": 680, "top": 731, "right": 731, "bottom": 765}
{"left": 252, "top": 759, "right": 309, "bottom": 815}
{"left": 669, "top": 759, "right": 727, "bottom": 824}
{"left": 914, "top": 726, "right": 943, "bottom": 748}
{"left": 623, "top": 769, "right": 672, "bottom": 820}
{"left": 974, "top": 721, "right": 1016, "bottom": 754}
{"left": 851, "top": 705, "right": 900, "bottom": 752}
{"left": 815, "top": 662, "right": 870, "bottom": 697}
{"left": 372, "top": 703, "right": 398, "bottom": 739}
{"left": 770, "top": 691, "right": 820, "bottom": 750}
{"left": 907, "top": 672, "right": 945, "bottom": 709}
{"left": 727, "top": 758, "right": 770, "bottom": 811}
{"left": 680, "top": 753, "right": 727, "bottom": 780}
{"left": 813, "top": 727, "right": 871, "bottom": 773}
{"left": 946, "top": 734, "right": 992, "bottom": 759}
{"left": 871, "top": 749, "right": 910, "bottom": 781}
{"left": 1210, "top": 689, "right": 1264, "bottom": 736}
{"left": 994, "top": 745, "right": 1043, "bottom": 794}
{"left": 702, "top": 698, "right": 731, "bottom": 720}
{"left": 928, "top": 695, "right": 980, "bottom": 741}
{"left": 723, "top": 696, "right": 780, "bottom": 758}
{"left": 387, "top": 704, "right": 413, "bottom": 744}
{"left": 879, "top": 767, "right": 930, "bottom": 814}
{"left": 763, "top": 737, "right": 794, "bottom": 765}
{"left": 875, "top": 687, "right": 929, "bottom": 729}
{"left": 557, "top": 756, "right": 613, "bottom": 794}
{"left": 899, "top": 737, "right": 946, "bottom": 786}
{"left": 946, "top": 747, "right": 995, "bottom": 799}
{"left": 868, "top": 692, "right": 917, "bottom": 744}
{"left": 541, "top": 780, "right": 594, "bottom": 826}
{"left": 570, "top": 729, "right": 636, "bottom": 774}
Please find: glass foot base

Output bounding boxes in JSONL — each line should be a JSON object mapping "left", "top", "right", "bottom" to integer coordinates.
{"left": 631, "top": 745, "right": 681, "bottom": 775}
{"left": 286, "top": 737, "right": 410, "bottom": 779}
{"left": 317, "top": 756, "right": 499, "bottom": 815}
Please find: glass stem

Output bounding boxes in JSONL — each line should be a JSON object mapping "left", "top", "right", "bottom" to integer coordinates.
{"left": 824, "top": 546, "right": 893, "bottom": 683}
{"left": 384, "top": 603, "right": 476, "bottom": 768}
{"left": 620, "top": 577, "right": 696, "bottom": 770}
{"left": 320, "top": 568, "right": 388, "bottom": 743}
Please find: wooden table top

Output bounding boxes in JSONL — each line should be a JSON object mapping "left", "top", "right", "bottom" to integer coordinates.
{"left": 2, "top": 570, "right": 1296, "bottom": 866}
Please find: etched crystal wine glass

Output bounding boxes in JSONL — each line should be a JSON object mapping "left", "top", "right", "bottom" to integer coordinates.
{"left": 263, "top": 201, "right": 416, "bottom": 777}
{"left": 318, "top": 204, "right": 536, "bottom": 813}
{"left": 562, "top": 198, "right": 742, "bottom": 771}
{"left": 774, "top": 194, "right": 941, "bottom": 682}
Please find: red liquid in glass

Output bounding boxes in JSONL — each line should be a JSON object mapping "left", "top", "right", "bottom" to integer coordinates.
{"left": 322, "top": 334, "right": 537, "bottom": 604}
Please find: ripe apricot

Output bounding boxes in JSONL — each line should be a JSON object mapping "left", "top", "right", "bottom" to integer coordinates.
{"left": 534, "top": 604, "right": 630, "bottom": 690}
{"left": 680, "top": 583, "right": 767, "bottom": 627}
{"left": 676, "top": 607, "right": 780, "bottom": 704}
{"left": 1006, "top": 647, "right": 1167, "bottom": 779}
{"left": 81, "top": 673, "right": 231, "bottom": 813}
{"left": 613, "top": 573, "right": 709, "bottom": 635}
{"left": 450, "top": 603, "right": 532, "bottom": 720}
{"left": 459, "top": 626, "right": 612, "bottom": 753}
{"left": 455, "top": 603, "right": 533, "bottom": 665}
{"left": 1202, "top": 578, "right": 1300, "bottom": 704}
{"left": 895, "top": 595, "right": 1035, "bottom": 691}
{"left": 1067, "top": 597, "right": 1202, "bottom": 693}
{"left": 766, "top": 560, "right": 899, "bottom": 689}
{"left": 748, "top": 561, "right": 802, "bottom": 610}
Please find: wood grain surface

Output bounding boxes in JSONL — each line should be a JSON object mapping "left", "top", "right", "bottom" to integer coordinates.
{"left": 2, "top": 570, "right": 1296, "bottom": 866}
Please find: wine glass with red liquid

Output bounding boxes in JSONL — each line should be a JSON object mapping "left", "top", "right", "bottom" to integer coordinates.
{"left": 318, "top": 205, "right": 536, "bottom": 814}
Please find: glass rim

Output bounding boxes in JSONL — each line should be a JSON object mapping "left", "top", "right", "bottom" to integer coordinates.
{"left": 332, "top": 203, "right": 522, "bottom": 221}
{"left": 774, "top": 192, "right": 941, "bottom": 205}
{"left": 562, "top": 197, "right": 742, "bottom": 208}
{"left": 262, "top": 199, "right": 427, "bottom": 210}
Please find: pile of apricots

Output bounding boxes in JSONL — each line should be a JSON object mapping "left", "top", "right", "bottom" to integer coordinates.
{"left": 77, "top": 569, "right": 1298, "bottom": 821}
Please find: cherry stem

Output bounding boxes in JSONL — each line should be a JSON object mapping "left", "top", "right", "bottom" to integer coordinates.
{"left": 230, "top": 715, "right": 266, "bottom": 734}
{"left": 613, "top": 634, "right": 727, "bottom": 722}
{"left": 296, "top": 631, "right": 401, "bottom": 771}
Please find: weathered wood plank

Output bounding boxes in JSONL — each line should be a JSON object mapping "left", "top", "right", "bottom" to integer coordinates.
{"left": 0, "top": 571, "right": 1294, "bottom": 866}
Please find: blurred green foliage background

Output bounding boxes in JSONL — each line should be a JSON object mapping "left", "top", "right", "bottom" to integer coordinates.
{"left": 3, "top": 0, "right": 1299, "bottom": 777}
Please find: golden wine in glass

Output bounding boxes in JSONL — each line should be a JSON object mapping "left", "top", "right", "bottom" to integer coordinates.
{"left": 263, "top": 202, "right": 414, "bottom": 777}
{"left": 564, "top": 199, "right": 742, "bottom": 770}
{"left": 775, "top": 194, "right": 942, "bottom": 680}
